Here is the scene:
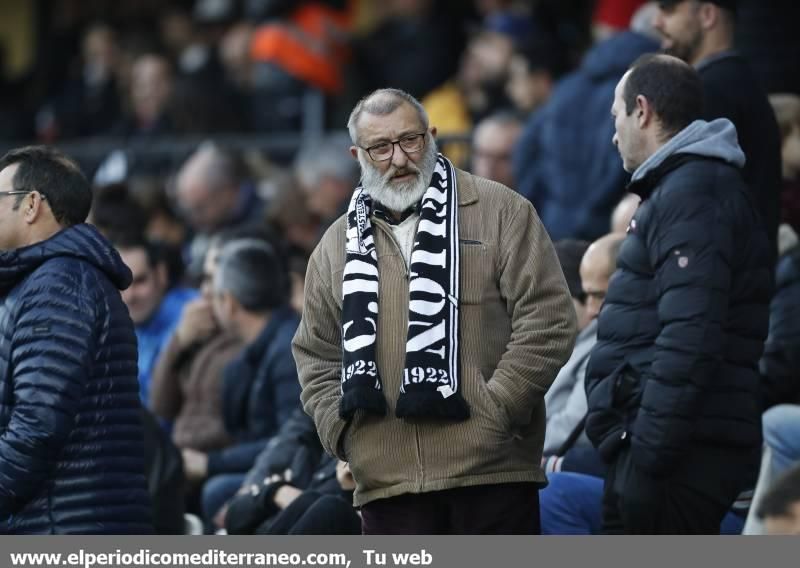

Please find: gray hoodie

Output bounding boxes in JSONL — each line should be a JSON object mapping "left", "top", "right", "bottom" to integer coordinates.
{"left": 631, "top": 118, "right": 746, "bottom": 184}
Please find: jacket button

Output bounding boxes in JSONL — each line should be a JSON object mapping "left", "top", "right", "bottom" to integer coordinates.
{"left": 621, "top": 431, "right": 627, "bottom": 440}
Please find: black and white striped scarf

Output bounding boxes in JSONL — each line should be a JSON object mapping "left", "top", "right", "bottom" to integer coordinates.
{"left": 339, "top": 154, "right": 470, "bottom": 421}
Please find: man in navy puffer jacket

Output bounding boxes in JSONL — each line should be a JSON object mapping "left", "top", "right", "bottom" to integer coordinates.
{"left": 586, "top": 55, "right": 773, "bottom": 534}
{"left": 0, "top": 146, "right": 152, "bottom": 534}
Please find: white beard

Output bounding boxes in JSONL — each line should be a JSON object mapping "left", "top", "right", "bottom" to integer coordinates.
{"left": 359, "top": 135, "right": 438, "bottom": 213}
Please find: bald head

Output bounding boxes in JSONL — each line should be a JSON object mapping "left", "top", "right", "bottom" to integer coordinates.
{"left": 611, "top": 193, "right": 641, "bottom": 233}
{"left": 580, "top": 233, "right": 625, "bottom": 321}
{"left": 176, "top": 144, "right": 245, "bottom": 233}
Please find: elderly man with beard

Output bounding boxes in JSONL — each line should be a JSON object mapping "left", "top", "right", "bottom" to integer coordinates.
{"left": 292, "top": 88, "right": 576, "bottom": 534}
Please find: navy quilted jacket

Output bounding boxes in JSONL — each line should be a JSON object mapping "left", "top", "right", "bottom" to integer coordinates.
{"left": 585, "top": 120, "right": 773, "bottom": 478}
{"left": 0, "top": 224, "right": 152, "bottom": 534}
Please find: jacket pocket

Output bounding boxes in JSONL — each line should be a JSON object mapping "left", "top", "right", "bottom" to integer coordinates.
{"left": 586, "top": 361, "right": 642, "bottom": 462}
{"left": 476, "top": 370, "right": 512, "bottom": 434}
{"left": 459, "top": 240, "right": 487, "bottom": 305}
{"left": 339, "top": 408, "right": 366, "bottom": 462}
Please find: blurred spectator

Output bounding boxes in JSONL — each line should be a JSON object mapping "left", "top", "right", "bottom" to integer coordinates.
{"left": 174, "top": 142, "right": 265, "bottom": 275}
{"left": 769, "top": 94, "right": 800, "bottom": 234}
{"left": 592, "top": 0, "right": 647, "bottom": 41}
{"left": 249, "top": 1, "right": 354, "bottom": 131}
{"left": 219, "top": 22, "right": 255, "bottom": 91}
{"left": 423, "top": 15, "right": 524, "bottom": 159}
{"left": 185, "top": 239, "right": 300, "bottom": 524}
{"left": 653, "top": 0, "right": 782, "bottom": 254}
{"left": 294, "top": 134, "right": 359, "bottom": 229}
{"left": 149, "top": 229, "right": 251, "bottom": 457}
{"left": 757, "top": 464, "right": 800, "bottom": 535}
{"left": 544, "top": 234, "right": 623, "bottom": 461}
{"left": 150, "top": 225, "right": 283, "bottom": 485}
{"left": 505, "top": 36, "right": 563, "bottom": 115}
{"left": 513, "top": 7, "right": 658, "bottom": 240}
{"left": 90, "top": 182, "right": 150, "bottom": 242}
{"left": 114, "top": 53, "right": 175, "bottom": 138}
{"left": 223, "top": 410, "right": 359, "bottom": 535}
{"left": 470, "top": 110, "right": 523, "bottom": 189}
{"left": 354, "top": 0, "right": 469, "bottom": 101}
{"left": 544, "top": 239, "right": 594, "bottom": 456}
{"left": 759, "top": 245, "right": 800, "bottom": 410}
{"left": 554, "top": 239, "right": 592, "bottom": 331}
{"left": 610, "top": 192, "right": 640, "bottom": 233}
{"left": 160, "top": 4, "right": 222, "bottom": 81}
{"left": 117, "top": 237, "right": 198, "bottom": 404}
{"left": 128, "top": 176, "right": 189, "bottom": 284}
{"left": 266, "top": 185, "right": 321, "bottom": 256}
{"left": 539, "top": 234, "right": 623, "bottom": 535}
{"left": 43, "top": 23, "right": 123, "bottom": 140}
{"left": 742, "top": 235, "right": 800, "bottom": 534}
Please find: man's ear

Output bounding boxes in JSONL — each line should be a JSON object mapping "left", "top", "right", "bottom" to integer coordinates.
{"left": 350, "top": 146, "right": 359, "bottom": 160}
{"left": 23, "top": 191, "right": 47, "bottom": 225}
{"left": 698, "top": 2, "right": 718, "bottom": 31}
{"left": 636, "top": 95, "right": 653, "bottom": 128}
{"left": 430, "top": 126, "right": 438, "bottom": 138}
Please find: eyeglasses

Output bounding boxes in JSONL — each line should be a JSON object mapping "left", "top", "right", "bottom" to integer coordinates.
{"left": 361, "top": 132, "right": 427, "bottom": 162}
{"left": 0, "top": 189, "right": 46, "bottom": 201}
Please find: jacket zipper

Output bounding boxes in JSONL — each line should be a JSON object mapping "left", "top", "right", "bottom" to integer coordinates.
{"left": 372, "top": 217, "right": 424, "bottom": 487}
{"left": 373, "top": 217, "right": 421, "bottom": 280}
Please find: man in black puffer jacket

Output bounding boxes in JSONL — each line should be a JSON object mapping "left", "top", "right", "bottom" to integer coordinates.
{"left": 0, "top": 146, "right": 152, "bottom": 534}
{"left": 586, "top": 54, "right": 773, "bottom": 534}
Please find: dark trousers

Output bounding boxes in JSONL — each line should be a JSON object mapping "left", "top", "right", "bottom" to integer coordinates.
{"left": 258, "top": 493, "right": 362, "bottom": 535}
{"left": 360, "top": 482, "right": 541, "bottom": 535}
{"left": 602, "top": 448, "right": 746, "bottom": 534}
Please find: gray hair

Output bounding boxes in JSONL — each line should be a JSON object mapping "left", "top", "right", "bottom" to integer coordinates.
{"left": 295, "top": 133, "right": 359, "bottom": 189}
{"left": 347, "top": 88, "right": 429, "bottom": 146}
{"left": 181, "top": 141, "right": 246, "bottom": 192}
{"left": 214, "top": 238, "right": 287, "bottom": 313}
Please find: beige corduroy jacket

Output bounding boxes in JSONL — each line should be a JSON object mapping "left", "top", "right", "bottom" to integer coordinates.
{"left": 292, "top": 168, "right": 577, "bottom": 507}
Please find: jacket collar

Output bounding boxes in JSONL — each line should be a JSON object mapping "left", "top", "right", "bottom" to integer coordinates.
{"left": 455, "top": 167, "right": 479, "bottom": 207}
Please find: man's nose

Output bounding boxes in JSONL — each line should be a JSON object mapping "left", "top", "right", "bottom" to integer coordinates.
{"left": 391, "top": 144, "right": 409, "bottom": 169}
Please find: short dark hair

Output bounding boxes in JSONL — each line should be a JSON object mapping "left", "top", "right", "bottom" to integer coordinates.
{"left": 623, "top": 54, "right": 704, "bottom": 138}
{"left": 0, "top": 146, "right": 92, "bottom": 226}
{"left": 91, "top": 183, "right": 149, "bottom": 242}
{"left": 215, "top": 239, "right": 288, "bottom": 313}
{"left": 114, "top": 235, "right": 164, "bottom": 269}
{"left": 758, "top": 464, "right": 800, "bottom": 520}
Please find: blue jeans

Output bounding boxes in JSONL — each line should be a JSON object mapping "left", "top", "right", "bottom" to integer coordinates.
{"left": 540, "top": 471, "right": 745, "bottom": 535}
{"left": 202, "top": 473, "right": 246, "bottom": 525}
{"left": 763, "top": 404, "right": 800, "bottom": 474}
{"left": 540, "top": 472, "right": 603, "bottom": 534}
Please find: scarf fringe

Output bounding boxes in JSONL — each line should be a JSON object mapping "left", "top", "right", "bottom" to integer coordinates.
{"left": 395, "top": 391, "right": 470, "bottom": 421}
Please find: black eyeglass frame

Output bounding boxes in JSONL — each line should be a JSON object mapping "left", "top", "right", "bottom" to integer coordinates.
{"left": 0, "top": 189, "right": 47, "bottom": 200}
{"left": 360, "top": 131, "right": 428, "bottom": 162}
